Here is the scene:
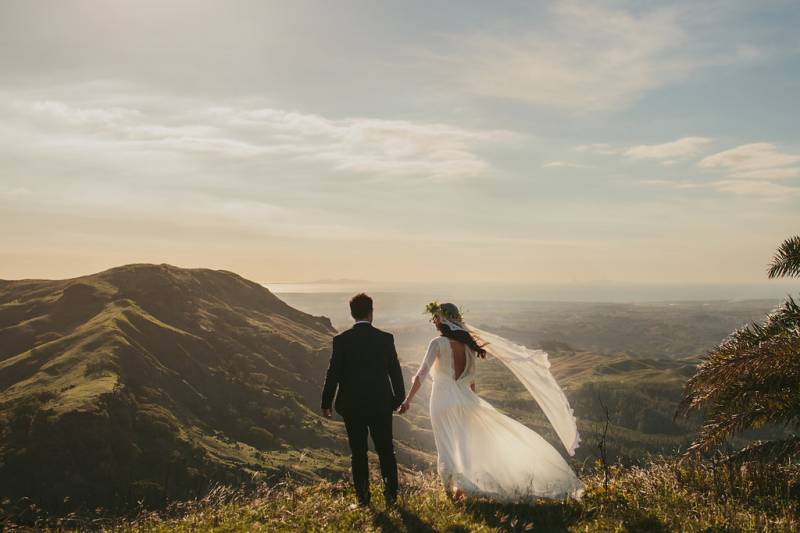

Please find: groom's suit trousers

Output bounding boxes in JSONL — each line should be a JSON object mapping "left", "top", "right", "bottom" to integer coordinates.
{"left": 343, "top": 411, "right": 398, "bottom": 501}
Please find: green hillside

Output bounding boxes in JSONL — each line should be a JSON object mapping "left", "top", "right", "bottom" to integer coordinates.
{"left": 389, "top": 323, "right": 699, "bottom": 462}
{"left": 389, "top": 315, "right": 791, "bottom": 464}
{"left": 278, "top": 293, "right": 782, "bottom": 462}
{"left": 0, "top": 264, "right": 353, "bottom": 513}
{"left": 1, "top": 264, "right": 789, "bottom": 523}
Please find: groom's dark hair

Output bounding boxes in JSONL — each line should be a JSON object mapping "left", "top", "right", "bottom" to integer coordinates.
{"left": 349, "top": 293, "right": 373, "bottom": 320}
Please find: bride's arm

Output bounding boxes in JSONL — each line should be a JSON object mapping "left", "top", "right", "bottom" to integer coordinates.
{"left": 399, "top": 338, "right": 438, "bottom": 414}
{"left": 399, "top": 376, "right": 422, "bottom": 414}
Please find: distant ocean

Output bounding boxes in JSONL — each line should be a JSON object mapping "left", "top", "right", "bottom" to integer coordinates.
{"left": 263, "top": 281, "right": 798, "bottom": 303}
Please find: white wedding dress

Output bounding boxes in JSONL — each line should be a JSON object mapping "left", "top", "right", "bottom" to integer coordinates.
{"left": 414, "top": 331, "right": 584, "bottom": 501}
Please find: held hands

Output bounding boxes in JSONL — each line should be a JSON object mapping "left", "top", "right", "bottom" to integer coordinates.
{"left": 398, "top": 400, "right": 411, "bottom": 414}
{"left": 399, "top": 376, "right": 421, "bottom": 415}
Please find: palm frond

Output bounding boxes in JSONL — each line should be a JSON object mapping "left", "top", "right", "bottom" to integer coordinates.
{"left": 726, "top": 436, "right": 800, "bottom": 463}
{"left": 686, "top": 383, "right": 800, "bottom": 454}
{"left": 677, "top": 299, "right": 800, "bottom": 416}
{"left": 678, "top": 311, "right": 800, "bottom": 454}
{"left": 678, "top": 235, "right": 800, "bottom": 456}
{"left": 768, "top": 235, "right": 800, "bottom": 279}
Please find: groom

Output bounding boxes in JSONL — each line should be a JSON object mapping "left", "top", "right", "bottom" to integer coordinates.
{"left": 321, "top": 293, "right": 405, "bottom": 507}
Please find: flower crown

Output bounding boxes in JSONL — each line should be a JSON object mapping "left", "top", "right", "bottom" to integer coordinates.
{"left": 425, "top": 301, "right": 464, "bottom": 322}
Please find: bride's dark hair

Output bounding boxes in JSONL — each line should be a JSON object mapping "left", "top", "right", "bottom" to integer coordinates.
{"left": 438, "top": 323, "right": 487, "bottom": 358}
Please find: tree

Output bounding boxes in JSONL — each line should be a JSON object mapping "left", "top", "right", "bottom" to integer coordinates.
{"left": 677, "top": 235, "right": 800, "bottom": 459}
{"left": 768, "top": 235, "right": 800, "bottom": 279}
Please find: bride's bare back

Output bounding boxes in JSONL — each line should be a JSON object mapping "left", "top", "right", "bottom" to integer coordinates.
{"left": 449, "top": 339, "right": 467, "bottom": 380}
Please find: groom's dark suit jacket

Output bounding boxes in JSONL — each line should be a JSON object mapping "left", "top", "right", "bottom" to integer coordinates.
{"left": 321, "top": 322, "right": 405, "bottom": 417}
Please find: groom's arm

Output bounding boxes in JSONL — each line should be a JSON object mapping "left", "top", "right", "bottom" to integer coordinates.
{"left": 386, "top": 334, "right": 405, "bottom": 409}
{"left": 321, "top": 336, "right": 342, "bottom": 415}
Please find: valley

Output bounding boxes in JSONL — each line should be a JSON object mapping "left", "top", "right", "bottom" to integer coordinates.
{"left": 0, "top": 265, "right": 785, "bottom": 515}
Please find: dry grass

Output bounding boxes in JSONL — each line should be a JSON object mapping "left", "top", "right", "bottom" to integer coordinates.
{"left": 5, "top": 456, "right": 797, "bottom": 532}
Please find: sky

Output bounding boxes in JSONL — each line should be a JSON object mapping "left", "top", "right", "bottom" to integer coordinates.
{"left": 1, "top": 0, "right": 799, "bottom": 286}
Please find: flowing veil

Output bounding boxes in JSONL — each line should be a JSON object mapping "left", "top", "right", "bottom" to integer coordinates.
{"left": 466, "top": 325, "right": 581, "bottom": 456}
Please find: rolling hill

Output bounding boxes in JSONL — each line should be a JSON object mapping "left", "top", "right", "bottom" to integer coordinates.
{"left": 0, "top": 264, "right": 354, "bottom": 513}
{"left": 389, "top": 320, "right": 785, "bottom": 464}
{"left": 2, "top": 264, "right": 784, "bottom": 520}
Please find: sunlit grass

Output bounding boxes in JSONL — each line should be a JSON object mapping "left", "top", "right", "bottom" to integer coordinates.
{"left": 7, "top": 456, "right": 796, "bottom": 532}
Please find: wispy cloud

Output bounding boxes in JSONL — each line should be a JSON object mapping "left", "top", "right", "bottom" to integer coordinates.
{"left": 698, "top": 143, "right": 800, "bottom": 179}
{"left": 624, "top": 136, "right": 713, "bottom": 162}
{"left": 637, "top": 141, "right": 800, "bottom": 200}
{"left": 20, "top": 100, "right": 143, "bottom": 128}
{"left": 542, "top": 161, "right": 588, "bottom": 169}
{"left": 1, "top": 186, "right": 33, "bottom": 196}
{"left": 639, "top": 179, "right": 704, "bottom": 190}
{"left": 642, "top": 177, "right": 800, "bottom": 200}
{"left": 11, "top": 99, "right": 510, "bottom": 181}
{"left": 710, "top": 179, "right": 800, "bottom": 199}
{"left": 430, "top": 3, "right": 700, "bottom": 113}
{"left": 573, "top": 143, "right": 620, "bottom": 155}
{"left": 575, "top": 136, "right": 714, "bottom": 164}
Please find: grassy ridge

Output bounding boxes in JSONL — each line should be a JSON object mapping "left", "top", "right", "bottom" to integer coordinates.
{"left": 7, "top": 457, "right": 796, "bottom": 532}
{"left": 2, "top": 266, "right": 791, "bottom": 524}
{"left": 0, "top": 264, "right": 348, "bottom": 513}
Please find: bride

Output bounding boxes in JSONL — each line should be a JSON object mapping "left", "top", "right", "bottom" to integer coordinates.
{"left": 398, "top": 302, "right": 584, "bottom": 501}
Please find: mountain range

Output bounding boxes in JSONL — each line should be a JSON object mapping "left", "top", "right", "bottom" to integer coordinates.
{"left": 0, "top": 264, "right": 351, "bottom": 513}
{"left": 1, "top": 263, "right": 782, "bottom": 516}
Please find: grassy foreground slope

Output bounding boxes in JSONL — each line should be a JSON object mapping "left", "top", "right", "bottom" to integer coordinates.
{"left": 15, "top": 457, "right": 796, "bottom": 532}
